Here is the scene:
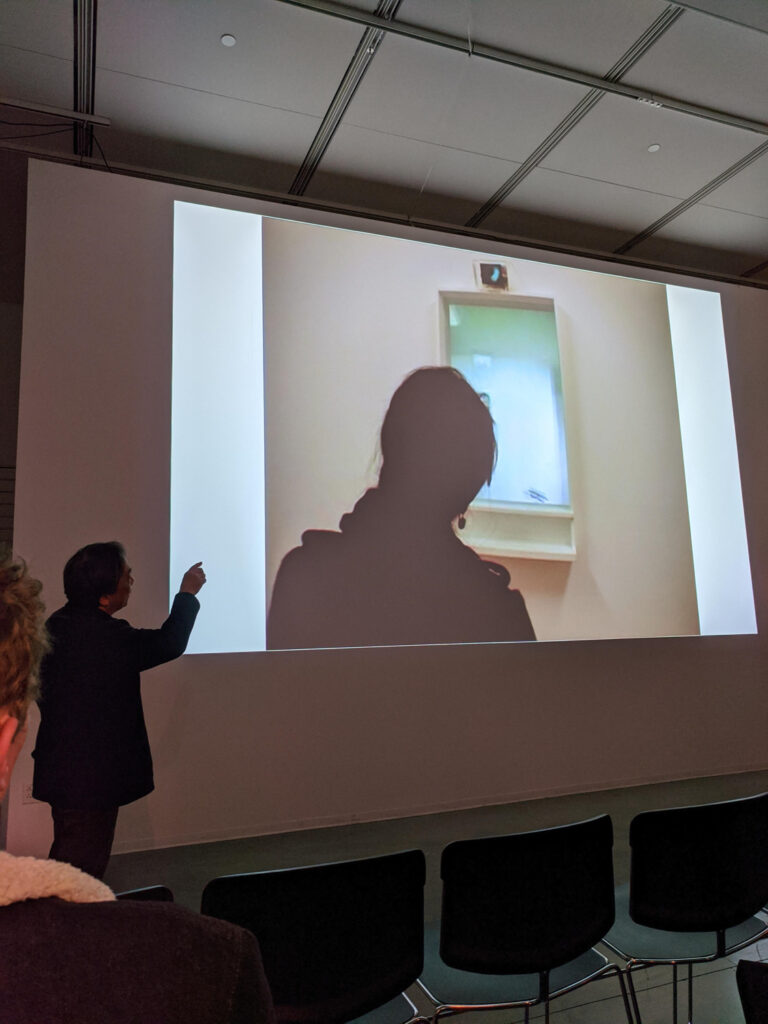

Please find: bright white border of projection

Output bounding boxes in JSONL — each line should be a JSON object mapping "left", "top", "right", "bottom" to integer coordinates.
{"left": 171, "top": 201, "right": 266, "bottom": 653}
{"left": 666, "top": 285, "right": 756, "bottom": 635}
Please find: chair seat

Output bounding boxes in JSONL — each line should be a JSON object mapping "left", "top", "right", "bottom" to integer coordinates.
{"left": 605, "top": 883, "right": 768, "bottom": 962}
{"left": 348, "top": 993, "right": 423, "bottom": 1024}
{"left": 419, "top": 923, "right": 611, "bottom": 1007}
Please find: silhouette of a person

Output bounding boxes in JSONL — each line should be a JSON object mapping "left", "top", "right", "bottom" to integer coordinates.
{"left": 267, "top": 366, "right": 535, "bottom": 649}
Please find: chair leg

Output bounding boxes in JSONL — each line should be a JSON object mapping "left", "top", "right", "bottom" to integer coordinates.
{"left": 672, "top": 964, "right": 678, "bottom": 1024}
{"left": 626, "top": 964, "right": 644, "bottom": 1024}
{"left": 613, "top": 965, "right": 635, "bottom": 1024}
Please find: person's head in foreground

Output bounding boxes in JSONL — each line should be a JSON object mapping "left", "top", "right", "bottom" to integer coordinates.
{"left": 378, "top": 365, "right": 497, "bottom": 524}
{"left": 63, "top": 540, "right": 132, "bottom": 614}
{"left": 0, "top": 555, "right": 48, "bottom": 802}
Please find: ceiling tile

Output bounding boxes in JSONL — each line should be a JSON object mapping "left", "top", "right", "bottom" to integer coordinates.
{"left": 680, "top": 0, "right": 768, "bottom": 33}
{"left": 483, "top": 167, "right": 679, "bottom": 252}
{"left": 96, "top": 69, "right": 321, "bottom": 166}
{"left": 306, "top": 125, "right": 445, "bottom": 214}
{"left": 622, "top": 7, "right": 768, "bottom": 123}
{"left": 342, "top": 32, "right": 590, "bottom": 162}
{"left": 97, "top": 0, "right": 370, "bottom": 118}
{"left": 497, "top": 165, "right": 679, "bottom": 231}
{"left": 700, "top": 151, "right": 768, "bottom": 219}
{"left": 483, "top": 206, "right": 635, "bottom": 255}
{"left": 540, "top": 93, "right": 760, "bottom": 197}
{"left": 312, "top": 123, "right": 439, "bottom": 189}
{"left": 397, "top": 0, "right": 670, "bottom": 74}
{"left": 0, "top": 0, "right": 71, "bottom": 59}
{"left": 632, "top": 203, "right": 768, "bottom": 259}
{"left": 409, "top": 148, "right": 522, "bottom": 221}
{"left": 98, "top": 129, "right": 299, "bottom": 194}
{"left": 625, "top": 235, "right": 763, "bottom": 277}
{"left": 0, "top": 46, "right": 72, "bottom": 109}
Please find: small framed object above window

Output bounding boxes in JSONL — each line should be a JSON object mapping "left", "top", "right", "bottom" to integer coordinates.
{"left": 474, "top": 261, "right": 510, "bottom": 291}
{"left": 440, "top": 291, "right": 575, "bottom": 561}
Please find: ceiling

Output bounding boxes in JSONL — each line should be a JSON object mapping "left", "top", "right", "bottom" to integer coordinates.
{"left": 1, "top": 0, "right": 767, "bottom": 285}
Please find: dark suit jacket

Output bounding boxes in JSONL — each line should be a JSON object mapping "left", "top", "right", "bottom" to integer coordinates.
{"left": 32, "top": 593, "right": 199, "bottom": 808}
{"left": 0, "top": 897, "right": 275, "bottom": 1024}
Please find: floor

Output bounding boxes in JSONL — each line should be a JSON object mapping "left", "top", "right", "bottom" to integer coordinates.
{"left": 105, "top": 769, "right": 768, "bottom": 1023}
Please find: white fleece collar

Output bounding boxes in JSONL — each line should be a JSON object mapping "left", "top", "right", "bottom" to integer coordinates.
{"left": 0, "top": 850, "right": 115, "bottom": 906}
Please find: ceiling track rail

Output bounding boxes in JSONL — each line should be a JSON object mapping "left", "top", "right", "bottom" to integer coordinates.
{"left": 73, "top": 0, "right": 98, "bottom": 157}
{"left": 276, "top": 0, "right": 768, "bottom": 137}
{"left": 615, "top": 139, "right": 768, "bottom": 254}
{"left": 466, "top": 5, "right": 684, "bottom": 227}
{"left": 289, "top": 0, "right": 402, "bottom": 195}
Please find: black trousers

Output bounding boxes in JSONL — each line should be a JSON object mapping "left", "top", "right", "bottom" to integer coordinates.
{"left": 49, "top": 805, "right": 119, "bottom": 880}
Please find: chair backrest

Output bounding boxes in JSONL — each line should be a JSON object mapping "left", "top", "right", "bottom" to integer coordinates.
{"left": 439, "top": 814, "right": 615, "bottom": 974}
{"left": 201, "top": 849, "right": 426, "bottom": 1024}
{"left": 115, "top": 884, "right": 174, "bottom": 902}
{"left": 629, "top": 791, "right": 768, "bottom": 931}
{"left": 737, "top": 960, "right": 768, "bottom": 1024}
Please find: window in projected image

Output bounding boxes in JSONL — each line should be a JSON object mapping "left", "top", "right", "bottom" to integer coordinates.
{"left": 446, "top": 296, "right": 569, "bottom": 508}
{"left": 441, "top": 292, "right": 574, "bottom": 561}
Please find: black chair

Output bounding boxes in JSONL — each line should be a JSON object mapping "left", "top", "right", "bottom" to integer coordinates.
{"left": 737, "top": 960, "right": 768, "bottom": 1024}
{"left": 416, "top": 815, "right": 632, "bottom": 1024}
{"left": 201, "top": 849, "right": 428, "bottom": 1024}
{"left": 115, "top": 884, "right": 174, "bottom": 901}
{"left": 603, "top": 792, "right": 768, "bottom": 1024}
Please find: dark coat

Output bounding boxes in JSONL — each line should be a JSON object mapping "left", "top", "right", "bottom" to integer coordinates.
{"left": 268, "top": 488, "right": 535, "bottom": 650}
{"left": 0, "top": 897, "right": 275, "bottom": 1024}
{"left": 32, "top": 593, "right": 199, "bottom": 809}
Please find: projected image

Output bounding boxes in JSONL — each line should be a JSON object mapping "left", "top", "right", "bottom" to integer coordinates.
{"left": 171, "top": 203, "right": 756, "bottom": 652}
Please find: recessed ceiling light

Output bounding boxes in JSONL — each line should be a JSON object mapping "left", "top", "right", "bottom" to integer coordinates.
{"left": 220, "top": 34, "right": 236, "bottom": 47}
{"left": 647, "top": 143, "right": 661, "bottom": 153}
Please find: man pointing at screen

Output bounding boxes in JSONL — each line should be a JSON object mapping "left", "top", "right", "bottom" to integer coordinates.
{"left": 32, "top": 542, "right": 205, "bottom": 879}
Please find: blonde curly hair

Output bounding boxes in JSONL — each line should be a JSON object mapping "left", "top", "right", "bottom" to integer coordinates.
{"left": 0, "top": 554, "right": 49, "bottom": 722}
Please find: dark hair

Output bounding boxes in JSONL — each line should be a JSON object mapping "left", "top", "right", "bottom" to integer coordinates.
{"left": 379, "top": 366, "right": 497, "bottom": 518}
{"left": 63, "top": 542, "right": 126, "bottom": 608}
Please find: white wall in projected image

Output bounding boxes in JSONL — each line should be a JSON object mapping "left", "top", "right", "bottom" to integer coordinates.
{"left": 171, "top": 203, "right": 265, "bottom": 654}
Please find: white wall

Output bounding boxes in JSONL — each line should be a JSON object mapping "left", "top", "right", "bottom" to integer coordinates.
{"left": 263, "top": 219, "right": 697, "bottom": 642}
{"left": 7, "top": 160, "right": 768, "bottom": 856}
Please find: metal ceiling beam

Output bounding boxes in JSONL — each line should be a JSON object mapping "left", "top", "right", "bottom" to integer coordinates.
{"left": 289, "top": 0, "right": 403, "bottom": 195}
{"left": 73, "top": 0, "right": 98, "bottom": 157}
{"left": 276, "top": 0, "right": 768, "bottom": 137}
{"left": 466, "top": 5, "right": 684, "bottom": 227}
